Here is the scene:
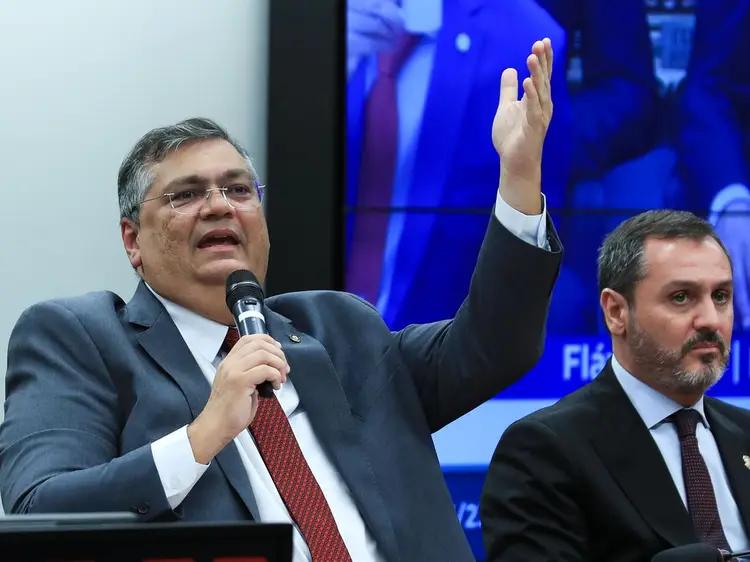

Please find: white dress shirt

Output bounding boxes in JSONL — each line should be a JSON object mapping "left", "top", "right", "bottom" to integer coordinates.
{"left": 147, "top": 190, "right": 548, "bottom": 562}
{"left": 611, "top": 355, "right": 750, "bottom": 551}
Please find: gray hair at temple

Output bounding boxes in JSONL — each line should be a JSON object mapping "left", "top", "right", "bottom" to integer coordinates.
{"left": 117, "top": 117, "right": 258, "bottom": 224}
{"left": 597, "top": 209, "right": 732, "bottom": 305}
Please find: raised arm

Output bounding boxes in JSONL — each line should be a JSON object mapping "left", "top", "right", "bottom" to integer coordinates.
{"left": 394, "top": 39, "right": 562, "bottom": 430}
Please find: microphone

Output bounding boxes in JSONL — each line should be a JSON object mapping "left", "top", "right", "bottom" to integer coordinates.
{"left": 652, "top": 543, "right": 750, "bottom": 561}
{"left": 225, "top": 269, "right": 274, "bottom": 398}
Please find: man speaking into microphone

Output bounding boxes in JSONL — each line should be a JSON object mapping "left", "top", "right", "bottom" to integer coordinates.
{"left": 0, "top": 39, "right": 560, "bottom": 562}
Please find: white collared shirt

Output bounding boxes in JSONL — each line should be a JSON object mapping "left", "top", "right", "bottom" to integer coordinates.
{"left": 611, "top": 355, "right": 749, "bottom": 551}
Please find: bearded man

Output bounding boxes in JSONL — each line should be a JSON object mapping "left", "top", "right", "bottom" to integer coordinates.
{"left": 479, "top": 209, "right": 750, "bottom": 562}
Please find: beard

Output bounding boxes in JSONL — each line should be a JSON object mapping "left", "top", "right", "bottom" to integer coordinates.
{"left": 627, "top": 318, "right": 729, "bottom": 396}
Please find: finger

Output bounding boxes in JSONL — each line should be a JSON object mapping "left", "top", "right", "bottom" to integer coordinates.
{"left": 232, "top": 338, "right": 290, "bottom": 374}
{"left": 543, "top": 37, "right": 554, "bottom": 81}
{"left": 237, "top": 333, "right": 281, "bottom": 348}
{"left": 522, "top": 76, "right": 542, "bottom": 122}
{"left": 247, "top": 365, "right": 286, "bottom": 391}
{"left": 532, "top": 40, "right": 547, "bottom": 79}
{"left": 524, "top": 57, "right": 543, "bottom": 117}
{"left": 545, "top": 40, "right": 554, "bottom": 115}
{"left": 230, "top": 345, "right": 288, "bottom": 375}
{"left": 250, "top": 388, "right": 258, "bottom": 413}
{"left": 247, "top": 349, "right": 289, "bottom": 377}
{"left": 527, "top": 51, "right": 549, "bottom": 113}
{"left": 499, "top": 68, "right": 518, "bottom": 107}
{"left": 236, "top": 335, "right": 285, "bottom": 357}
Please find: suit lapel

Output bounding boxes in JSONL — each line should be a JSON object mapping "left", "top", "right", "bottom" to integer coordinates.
{"left": 706, "top": 402, "right": 750, "bottom": 536}
{"left": 264, "top": 309, "right": 399, "bottom": 562}
{"left": 591, "top": 365, "right": 697, "bottom": 546}
{"left": 125, "top": 282, "right": 261, "bottom": 520}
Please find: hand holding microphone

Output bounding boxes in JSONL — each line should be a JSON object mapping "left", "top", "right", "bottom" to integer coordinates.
{"left": 187, "top": 270, "right": 289, "bottom": 464}
{"left": 225, "top": 269, "right": 279, "bottom": 399}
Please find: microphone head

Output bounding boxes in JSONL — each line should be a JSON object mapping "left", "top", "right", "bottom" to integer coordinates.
{"left": 225, "top": 269, "right": 264, "bottom": 309}
{"left": 651, "top": 544, "right": 723, "bottom": 562}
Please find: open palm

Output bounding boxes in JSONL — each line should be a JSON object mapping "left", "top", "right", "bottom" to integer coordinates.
{"left": 492, "top": 39, "right": 554, "bottom": 179}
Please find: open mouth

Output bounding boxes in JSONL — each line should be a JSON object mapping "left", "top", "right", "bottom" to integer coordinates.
{"left": 197, "top": 230, "right": 240, "bottom": 249}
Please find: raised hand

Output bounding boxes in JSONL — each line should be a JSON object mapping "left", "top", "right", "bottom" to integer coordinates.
{"left": 492, "top": 39, "right": 554, "bottom": 214}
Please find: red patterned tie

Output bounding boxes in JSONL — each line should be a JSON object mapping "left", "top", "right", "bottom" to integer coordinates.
{"left": 346, "top": 31, "right": 422, "bottom": 305}
{"left": 222, "top": 328, "right": 352, "bottom": 561}
{"left": 670, "top": 409, "right": 731, "bottom": 550}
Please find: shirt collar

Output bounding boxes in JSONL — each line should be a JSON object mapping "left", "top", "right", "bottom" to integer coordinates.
{"left": 610, "top": 354, "right": 709, "bottom": 430}
{"left": 145, "top": 283, "right": 229, "bottom": 364}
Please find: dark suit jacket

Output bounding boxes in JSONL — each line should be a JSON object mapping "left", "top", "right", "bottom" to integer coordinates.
{"left": 0, "top": 214, "right": 561, "bottom": 562}
{"left": 480, "top": 362, "right": 750, "bottom": 562}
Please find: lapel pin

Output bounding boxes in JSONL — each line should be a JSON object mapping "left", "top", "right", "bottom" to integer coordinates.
{"left": 742, "top": 455, "right": 750, "bottom": 470}
{"left": 288, "top": 334, "right": 301, "bottom": 343}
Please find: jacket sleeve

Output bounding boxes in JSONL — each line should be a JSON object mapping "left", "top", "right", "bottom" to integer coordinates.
{"left": 393, "top": 213, "right": 562, "bottom": 432}
{"left": 480, "top": 418, "right": 588, "bottom": 561}
{"left": 0, "top": 301, "right": 172, "bottom": 520}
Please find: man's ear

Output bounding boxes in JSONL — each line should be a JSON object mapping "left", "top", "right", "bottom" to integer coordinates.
{"left": 120, "top": 218, "right": 142, "bottom": 269}
{"left": 600, "top": 288, "right": 629, "bottom": 336}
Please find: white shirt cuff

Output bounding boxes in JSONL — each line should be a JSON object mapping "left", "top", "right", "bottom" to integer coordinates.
{"left": 493, "top": 190, "right": 549, "bottom": 249}
{"left": 151, "top": 425, "right": 211, "bottom": 510}
{"left": 708, "top": 184, "right": 750, "bottom": 225}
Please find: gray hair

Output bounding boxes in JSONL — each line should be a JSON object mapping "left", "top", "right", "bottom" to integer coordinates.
{"left": 597, "top": 209, "right": 732, "bottom": 304}
{"left": 118, "top": 117, "right": 258, "bottom": 223}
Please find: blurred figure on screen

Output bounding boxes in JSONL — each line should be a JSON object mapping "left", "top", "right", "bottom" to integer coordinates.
{"left": 346, "top": 0, "right": 658, "bottom": 332}
{"left": 480, "top": 210, "right": 750, "bottom": 561}
{"left": 677, "top": 0, "right": 750, "bottom": 331}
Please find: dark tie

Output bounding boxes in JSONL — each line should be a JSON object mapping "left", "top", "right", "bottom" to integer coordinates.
{"left": 222, "top": 328, "right": 352, "bottom": 562}
{"left": 346, "top": 31, "right": 422, "bottom": 305}
{"left": 670, "top": 408, "right": 731, "bottom": 550}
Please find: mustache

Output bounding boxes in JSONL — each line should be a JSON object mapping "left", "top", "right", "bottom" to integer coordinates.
{"left": 681, "top": 330, "right": 727, "bottom": 356}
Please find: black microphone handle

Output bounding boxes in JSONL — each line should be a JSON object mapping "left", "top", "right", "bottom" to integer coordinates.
{"left": 234, "top": 311, "right": 274, "bottom": 399}
{"left": 726, "top": 548, "right": 750, "bottom": 560}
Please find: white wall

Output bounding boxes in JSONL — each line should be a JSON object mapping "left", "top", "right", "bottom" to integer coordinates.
{"left": 0, "top": 0, "right": 268, "bottom": 412}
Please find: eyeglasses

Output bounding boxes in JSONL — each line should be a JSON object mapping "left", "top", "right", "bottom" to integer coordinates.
{"left": 139, "top": 182, "right": 265, "bottom": 215}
